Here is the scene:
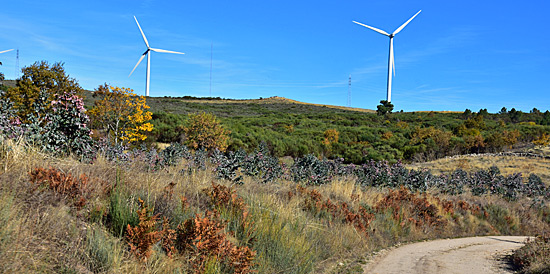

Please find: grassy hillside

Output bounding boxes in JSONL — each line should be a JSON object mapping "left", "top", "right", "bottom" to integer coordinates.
{"left": 85, "top": 92, "right": 550, "bottom": 164}
{"left": 82, "top": 91, "right": 375, "bottom": 116}
{"left": 1, "top": 139, "right": 549, "bottom": 273}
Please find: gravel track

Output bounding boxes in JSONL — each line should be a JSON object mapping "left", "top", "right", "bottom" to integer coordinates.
{"left": 364, "top": 236, "right": 530, "bottom": 274}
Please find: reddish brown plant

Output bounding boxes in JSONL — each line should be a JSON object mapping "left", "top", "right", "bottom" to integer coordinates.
{"left": 29, "top": 166, "right": 89, "bottom": 208}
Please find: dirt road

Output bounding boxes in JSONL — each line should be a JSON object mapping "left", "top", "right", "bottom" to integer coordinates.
{"left": 364, "top": 236, "right": 530, "bottom": 274}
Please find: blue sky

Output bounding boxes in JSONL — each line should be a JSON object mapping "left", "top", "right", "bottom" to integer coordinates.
{"left": 0, "top": 0, "right": 548, "bottom": 112}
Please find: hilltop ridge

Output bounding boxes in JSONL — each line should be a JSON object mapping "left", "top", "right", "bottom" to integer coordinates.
{"left": 80, "top": 90, "right": 375, "bottom": 114}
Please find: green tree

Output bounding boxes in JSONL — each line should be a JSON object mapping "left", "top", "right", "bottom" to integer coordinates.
{"left": 464, "top": 115, "right": 486, "bottom": 130}
{"left": 89, "top": 84, "right": 153, "bottom": 145}
{"left": 184, "top": 112, "right": 230, "bottom": 152}
{"left": 478, "top": 108, "right": 489, "bottom": 117}
{"left": 508, "top": 108, "right": 522, "bottom": 123}
{"left": 376, "top": 100, "right": 394, "bottom": 115}
{"left": 149, "top": 112, "right": 186, "bottom": 143}
{"left": 462, "top": 109, "right": 473, "bottom": 119}
{"left": 2, "top": 61, "right": 83, "bottom": 119}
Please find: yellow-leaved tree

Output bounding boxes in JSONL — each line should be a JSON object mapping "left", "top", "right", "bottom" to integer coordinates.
{"left": 89, "top": 84, "right": 153, "bottom": 145}
{"left": 184, "top": 112, "right": 230, "bottom": 152}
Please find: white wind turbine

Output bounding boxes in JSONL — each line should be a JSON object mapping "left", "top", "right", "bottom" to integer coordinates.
{"left": 129, "top": 16, "right": 185, "bottom": 97}
{"left": 353, "top": 10, "right": 421, "bottom": 103}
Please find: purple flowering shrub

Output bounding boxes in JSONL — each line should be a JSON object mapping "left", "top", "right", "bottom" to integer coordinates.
{"left": 214, "top": 143, "right": 283, "bottom": 183}
{"left": 290, "top": 154, "right": 548, "bottom": 200}
{"left": 0, "top": 90, "right": 25, "bottom": 138}
{"left": 241, "top": 142, "right": 282, "bottom": 183}
{"left": 41, "top": 91, "right": 94, "bottom": 157}
{"left": 290, "top": 154, "right": 335, "bottom": 185}
{"left": 1, "top": 89, "right": 94, "bottom": 159}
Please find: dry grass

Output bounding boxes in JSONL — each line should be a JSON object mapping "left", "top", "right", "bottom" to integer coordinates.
{"left": 407, "top": 155, "right": 550, "bottom": 185}
{"left": 1, "top": 140, "right": 549, "bottom": 273}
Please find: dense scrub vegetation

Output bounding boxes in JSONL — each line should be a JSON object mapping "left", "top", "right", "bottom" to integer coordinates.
{"left": 141, "top": 95, "right": 550, "bottom": 164}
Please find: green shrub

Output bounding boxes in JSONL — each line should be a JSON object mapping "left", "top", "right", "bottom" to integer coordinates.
{"left": 108, "top": 185, "right": 139, "bottom": 237}
{"left": 484, "top": 204, "right": 519, "bottom": 235}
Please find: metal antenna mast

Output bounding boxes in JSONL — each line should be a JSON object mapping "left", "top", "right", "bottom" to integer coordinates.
{"left": 15, "top": 49, "right": 19, "bottom": 79}
{"left": 347, "top": 74, "right": 352, "bottom": 107}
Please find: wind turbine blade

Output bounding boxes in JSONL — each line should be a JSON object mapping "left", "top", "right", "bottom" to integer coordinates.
{"left": 134, "top": 16, "right": 150, "bottom": 48}
{"left": 352, "top": 21, "right": 390, "bottom": 36}
{"left": 0, "top": 49, "right": 14, "bottom": 54}
{"left": 392, "top": 10, "right": 421, "bottom": 35}
{"left": 150, "top": 48, "right": 185, "bottom": 55}
{"left": 129, "top": 53, "right": 146, "bottom": 77}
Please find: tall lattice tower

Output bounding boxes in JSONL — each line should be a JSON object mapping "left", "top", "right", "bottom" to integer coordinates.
{"left": 347, "top": 74, "right": 352, "bottom": 107}
{"left": 14, "top": 49, "right": 19, "bottom": 79}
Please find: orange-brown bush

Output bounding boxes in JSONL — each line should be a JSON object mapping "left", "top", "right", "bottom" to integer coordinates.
{"left": 204, "top": 182, "right": 242, "bottom": 210}
{"left": 176, "top": 210, "right": 256, "bottom": 274}
{"left": 160, "top": 216, "right": 177, "bottom": 258}
{"left": 126, "top": 198, "right": 163, "bottom": 262}
{"left": 203, "top": 182, "right": 256, "bottom": 245}
{"left": 125, "top": 198, "right": 177, "bottom": 262}
{"left": 374, "top": 187, "right": 445, "bottom": 229}
{"left": 29, "top": 166, "right": 88, "bottom": 208}
{"left": 295, "top": 186, "right": 374, "bottom": 236}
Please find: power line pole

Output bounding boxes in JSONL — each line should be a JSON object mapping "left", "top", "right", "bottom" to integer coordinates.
{"left": 15, "top": 49, "right": 19, "bottom": 79}
{"left": 347, "top": 74, "right": 352, "bottom": 107}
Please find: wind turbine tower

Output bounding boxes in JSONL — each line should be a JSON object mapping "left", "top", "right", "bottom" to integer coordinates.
{"left": 353, "top": 10, "right": 421, "bottom": 102}
{"left": 129, "top": 16, "right": 185, "bottom": 97}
